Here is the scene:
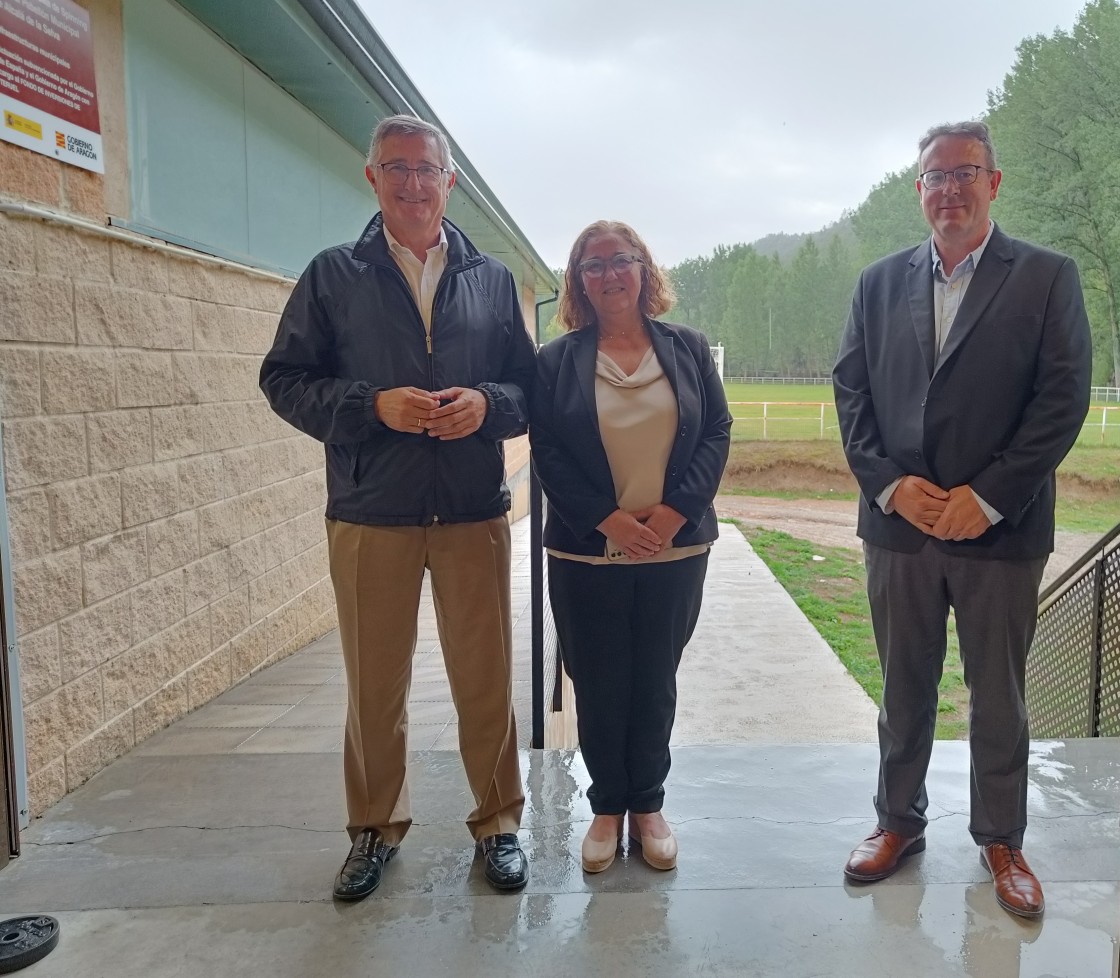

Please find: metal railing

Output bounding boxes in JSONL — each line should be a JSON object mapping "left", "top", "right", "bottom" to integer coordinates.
{"left": 529, "top": 464, "right": 565, "bottom": 749}
{"left": 1027, "top": 523, "right": 1120, "bottom": 737}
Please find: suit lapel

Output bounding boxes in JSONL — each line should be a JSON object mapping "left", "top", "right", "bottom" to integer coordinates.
{"left": 906, "top": 242, "right": 937, "bottom": 378}
{"left": 648, "top": 320, "right": 680, "bottom": 399}
{"left": 571, "top": 327, "right": 599, "bottom": 425}
{"left": 933, "top": 227, "right": 1013, "bottom": 377}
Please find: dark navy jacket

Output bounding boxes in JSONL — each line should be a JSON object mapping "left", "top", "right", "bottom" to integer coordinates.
{"left": 260, "top": 214, "right": 536, "bottom": 526}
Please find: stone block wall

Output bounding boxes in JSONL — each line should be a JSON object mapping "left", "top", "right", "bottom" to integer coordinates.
{"left": 0, "top": 209, "right": 338, "bottom": 816}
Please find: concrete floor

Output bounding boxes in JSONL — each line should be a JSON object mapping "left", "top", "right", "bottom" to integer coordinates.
{"left": 1, "top": 741, "right": 1116, "bottom": 978}
{"left": 1, "top": 520, "right": 1117, "bottom": 977}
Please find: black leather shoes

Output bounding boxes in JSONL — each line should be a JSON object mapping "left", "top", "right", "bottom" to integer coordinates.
{"left": 477, "top": 833, "right": 528, "bottom": 891}
{"left": 333, "top": 829, "right": 398, "bottom": 901}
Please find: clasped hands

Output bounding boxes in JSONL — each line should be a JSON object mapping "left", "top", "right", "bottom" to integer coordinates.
{"left": 597, "top": 503, "right": 687, "bottom": 560}
{"left": 889, "top": 475, "right": 991, "bottom": 542}
{"left": 374, "top": 386, "right": 487, "bottom": 440}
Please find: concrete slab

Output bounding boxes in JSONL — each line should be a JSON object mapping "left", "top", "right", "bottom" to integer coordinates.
{"left": 0, "top": 742, "right": 1115, "bottom": 977}
{"left": 3, "top": 516, "right": 1115, "bottom": 977}
{"left": 674, "top": 523, "right": 879, "bottom": 744}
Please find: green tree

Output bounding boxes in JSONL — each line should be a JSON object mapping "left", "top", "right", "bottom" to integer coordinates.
{"left": 988, "top": 0, "right": 1120, "bottom": 384}
{"left": 850, "top": 167, "right": 928, "bottom": 265}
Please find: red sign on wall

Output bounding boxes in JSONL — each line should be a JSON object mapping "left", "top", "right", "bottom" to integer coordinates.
{"left": 0, "top": 0, "right": 103, "bottom": 172}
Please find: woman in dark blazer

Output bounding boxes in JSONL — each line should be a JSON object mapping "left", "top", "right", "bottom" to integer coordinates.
{"left": 530, "top": 221, "right": 731, "bottom": 873}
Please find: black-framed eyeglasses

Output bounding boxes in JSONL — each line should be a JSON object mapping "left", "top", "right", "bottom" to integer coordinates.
{"left": 578, "top": 254, "right": 643, "bottom": 278}
{"left": 376, "top": 162, "right": 448, "bottom": 187}
{"left": 919, "top": 165, "right": 995, "bottom": 190}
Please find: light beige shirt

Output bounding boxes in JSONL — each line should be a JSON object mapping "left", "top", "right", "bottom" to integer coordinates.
{"left": 549, "top": 347, "right": 710, "bottom": 565}
{"left": 384, "top": 225, "right": 448, "bottom": 336}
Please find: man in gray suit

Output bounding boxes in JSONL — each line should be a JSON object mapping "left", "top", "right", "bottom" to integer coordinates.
{"left": 833, "top": 120, "right": 1092, "bottom": 919}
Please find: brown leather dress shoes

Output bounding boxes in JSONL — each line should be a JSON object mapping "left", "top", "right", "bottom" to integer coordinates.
{"left": 844, "top": 827, "right": 926, "bottom": 882}
{"left": 982, "top": 843, "right": 1045, "bottom": 919}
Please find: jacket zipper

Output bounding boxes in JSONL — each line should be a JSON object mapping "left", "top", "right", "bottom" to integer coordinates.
{"left": 428, "top": 275, "right": 443, "bottom": 521}
{"left": 378, "top": 250, "right": 484, "bottom": 524}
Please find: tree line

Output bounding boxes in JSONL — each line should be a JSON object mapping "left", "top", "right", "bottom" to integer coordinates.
{"left": 662, "top": 0, "right": 1119, "bottom": 385}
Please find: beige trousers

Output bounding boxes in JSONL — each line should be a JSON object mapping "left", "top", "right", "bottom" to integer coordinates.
{"left": 326, "top": 517, "right": 525, "bottom": 845}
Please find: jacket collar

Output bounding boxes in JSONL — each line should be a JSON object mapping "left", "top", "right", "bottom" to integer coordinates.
{"left": 569, "top": 317, "right": 681, "bottom": 417}
{"left": 350, "top": 213, "right": 483, "bottom": 271}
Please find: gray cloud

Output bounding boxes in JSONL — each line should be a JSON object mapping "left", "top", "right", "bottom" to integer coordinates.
{"left": 361, "top": 0, "right": 1086, "bottom": 266}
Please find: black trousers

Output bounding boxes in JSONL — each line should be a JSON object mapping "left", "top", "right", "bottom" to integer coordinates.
{"left": 864, "top": 542, "right": 1046, "bottom": 847}
{"left": 548, "top": 552, "right": 709, "bottom": 815}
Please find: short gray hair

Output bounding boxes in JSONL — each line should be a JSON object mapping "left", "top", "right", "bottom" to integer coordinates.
{"left": 368, "top": 114, "right": 454, "bottom": 172}
{"left": 918, "top": 120, "right": 997, "bottom": 170}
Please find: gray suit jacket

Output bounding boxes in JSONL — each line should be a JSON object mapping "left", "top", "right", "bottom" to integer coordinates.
{"left": 833, "top": 224, "right": 1092, "bottom": 559}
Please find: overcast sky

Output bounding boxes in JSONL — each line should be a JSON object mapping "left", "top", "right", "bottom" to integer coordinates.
{"left": 358, "top": 0, "right": 1087, "bottom": 269}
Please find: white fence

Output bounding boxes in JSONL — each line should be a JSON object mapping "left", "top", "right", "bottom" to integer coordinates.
{"left": 725, "top": 376, "right": 831, "bottom": 385}
{"left": 729, "top": 401, "right": 1120, "bottom": 444}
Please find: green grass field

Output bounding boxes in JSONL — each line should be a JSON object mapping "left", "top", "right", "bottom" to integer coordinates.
{"left": 723, "top": 383, "right": 1120, "bottom": 447}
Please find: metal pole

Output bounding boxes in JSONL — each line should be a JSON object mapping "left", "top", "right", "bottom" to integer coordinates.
{"left": 1090, "top": 558, "right": 1105, "bottom": 737}
{"left": 530, "top": 465, "right": 545, "bottom": 749}
{"left": 530, "top": 290, "right": 558, "bottom": 749}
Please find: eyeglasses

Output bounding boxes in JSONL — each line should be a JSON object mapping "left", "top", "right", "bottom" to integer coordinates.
{"left": 578, "top": 254, "right": 643, "bottom": 278}
{"left": 376, "top": 162, "right": 448, "bottom": 187}
{"left": 919, "top": 165, "right": 995, "bottom": 190}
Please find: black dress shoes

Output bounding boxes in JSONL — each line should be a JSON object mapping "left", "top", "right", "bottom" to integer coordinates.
{"left": 477, "top": 833, "right": 529, "bottom": 891}
{"left": 333, "top": 829, "right": 399, "bottom": 901}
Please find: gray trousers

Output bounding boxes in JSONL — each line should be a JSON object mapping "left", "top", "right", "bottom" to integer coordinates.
{"left": 864, "top": 541, "right": 1046, "bottom": 847}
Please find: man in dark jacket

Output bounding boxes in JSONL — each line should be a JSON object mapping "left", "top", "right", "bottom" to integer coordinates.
{"left": 260, "top": 115, "right": 536, "bottom": 900}
{"left": 833, "top": 120, "right": 1091, "bottom": 919}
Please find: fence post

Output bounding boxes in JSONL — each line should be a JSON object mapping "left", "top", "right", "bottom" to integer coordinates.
{"left": 1091, "top": 558, "right": 1105, "bottom": 737}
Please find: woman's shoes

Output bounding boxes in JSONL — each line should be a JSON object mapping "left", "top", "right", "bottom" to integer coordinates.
{"left": 581, "top": 814, "right": 624, "bottom": 873}
{"left": 628, "top": 811, "right": 678, "bottom": 871}
{"left": 581, "top": 812, "right": 678, "bottom": 872}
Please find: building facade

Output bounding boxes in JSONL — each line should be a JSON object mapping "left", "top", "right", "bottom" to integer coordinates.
{"left": 0, "top": 0, "right": 554, "bottom": 838}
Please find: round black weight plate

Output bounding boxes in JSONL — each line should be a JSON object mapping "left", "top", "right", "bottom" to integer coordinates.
{"left": 0, "top": 917, "right": 60, "bottom": 974}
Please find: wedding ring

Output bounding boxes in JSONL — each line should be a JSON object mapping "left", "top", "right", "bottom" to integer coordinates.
{"left": 416, "top": 417, "right": 422, "bottom": 427}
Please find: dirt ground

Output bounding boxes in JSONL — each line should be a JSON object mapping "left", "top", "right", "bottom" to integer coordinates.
{"left": 715, "top": 494, "right": 1100, "bottom": 590}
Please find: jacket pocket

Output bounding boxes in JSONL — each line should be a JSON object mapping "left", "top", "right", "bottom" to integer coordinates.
{"left": 348, "top": 447, "right": 360, "bottom": 487}
{"left": 326, "top": 444, "right": 360, "bottom": 489}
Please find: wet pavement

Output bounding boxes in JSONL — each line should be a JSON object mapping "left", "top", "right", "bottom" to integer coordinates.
{"left": 0, "top": 518, "right": 1116, "bottom": 977}
{"left": 1, "top": 740, "right": 1116, "bottom": 977}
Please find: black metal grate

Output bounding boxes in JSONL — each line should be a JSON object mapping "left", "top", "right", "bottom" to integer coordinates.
{"left": 1028, "top": 536, "right": 1120, "bottom": 738}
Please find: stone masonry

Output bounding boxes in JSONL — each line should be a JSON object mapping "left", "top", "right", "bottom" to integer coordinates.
{"left": 0, "top": 208, "right": 339, "bottom": 816}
